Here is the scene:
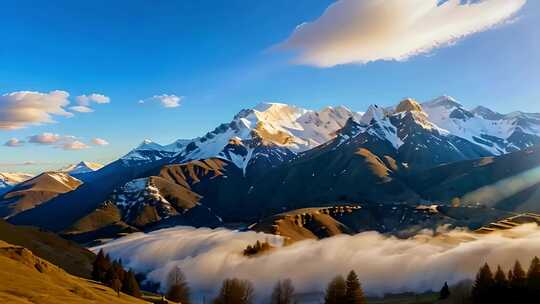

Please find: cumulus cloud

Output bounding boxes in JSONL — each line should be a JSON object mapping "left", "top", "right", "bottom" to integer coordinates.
{"left": 278, "top": 0, "right": 527, "bottom": 67}
{"left": 140, "top": 94, "right": 182, "bottom": 108}
{"left": 70, "top": 93, "right": 110, "bottom": 113}
{"left": 0, "top": 90, "right": 73, "bottom": 130}
{"left": 94, "top": 224, "right": 540, "bottom": 301}
{"left": 4, "top": 138, "right": 24, "bottom": 147}
{"left": 91, "top": 138, "right": 109, "bottom": 146}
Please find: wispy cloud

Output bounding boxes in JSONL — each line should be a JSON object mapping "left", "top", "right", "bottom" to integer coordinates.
{"left": 139, "top": 94, "right": 183, "bottom": 108}
{"left": 61, "top": 140, "right": 89, "bottom": 150}
{"left": 18, "top": 132, "right": 107, "bottom": 151}
{"left": 277, "top": 0, "right": 527, "bottom": 67}
{"left": 4, "top": 138, "right": 24, "bottom": 147}
{"left": 91, "top": 138, "right": 109, "bottom": 146}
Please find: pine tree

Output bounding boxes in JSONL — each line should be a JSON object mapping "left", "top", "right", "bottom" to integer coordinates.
{"left": 345, "top": 271, "right": 366, "bottom": 304}
{"left": 527, "top": 256, "right": 540, "bottom": 297}
{"left": 122, "top": 270, "right": 142, "bottom": 298}
{"left": 324, "top": 275, "right": 347, "bottom": 304}
{"left": 111, "top": 276, "right": 122, "bottom": 297}
{"left": 471, "top": 263, "right": 494, "bottom": 303}
{"left": 493, "top": 265, "right": 509, "bottom": 302}
{"left": 508, "top": 260, "right": 527, "bottom": 303}
{"left": 271, "top": 279, "right": 295, "bottom": 304}
{"left": 511, "top": 260, "right": 526, "bottom": 288}
{"left": 213, "top": 278, "right": 254, "bottom": 304}
{"left": 166, "top": 266, "right": 191, "bottom": 304}
{"left": 91, "top": 249, "right": 111, "bottom": 283}
{"left": 439, "top": 282, "right": 450, "bottom": 300}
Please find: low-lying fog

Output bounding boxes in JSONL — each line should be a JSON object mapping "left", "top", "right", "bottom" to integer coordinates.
{"left": 92, "top": 224, "right": 540, "bottom": 301}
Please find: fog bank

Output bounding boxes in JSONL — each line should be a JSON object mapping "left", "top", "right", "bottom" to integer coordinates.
{"left": 92, "top": 224, "right": 540, "bottom": 300}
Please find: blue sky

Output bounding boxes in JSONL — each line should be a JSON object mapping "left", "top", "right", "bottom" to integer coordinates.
{"left": 1, "top": 0, "right": 539, "bottom": 173}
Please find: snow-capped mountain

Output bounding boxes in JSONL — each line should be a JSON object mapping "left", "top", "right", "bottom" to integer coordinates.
{"left": 122, "top": 96, "right": 540, "bottom": 173}
{"left": 62, "top": 161, "right": 104, "bottom": 175}
{"left": 122, "top": 103, "right": 362, "bottom": 174}
{"left": 422, "top": 96, "right": 540, "bottom": 154}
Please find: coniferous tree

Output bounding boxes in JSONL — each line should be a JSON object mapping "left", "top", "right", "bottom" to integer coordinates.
{"left": 122, "top": 270, "right": 142, "bottom": 298}
{"left": 511, "top": 260, "right": 527, "bottom": 291}
{"left": 213, "top": 278, "right": 254, "bottom": 304}
{"left": 324, "top": 275, "right": 347, "bottom": 304}
{"left": 493, "top": 265, "right": 509, "bottom": 302}
{"left": 527, "top": 256, "right": 540, "bottom": 298}
{"left": 92, "top": 249, "right": 111, "bottom": 283}
{"left": 111, "top": 275, "right": 122, "bottom": 297}
{"left": 166, "top": 266, "right": 191, "bottom": 304}
{"left": 471, "top": 263, "right": 494, "bottom": 303}
{"left": 271, "top": 279, "right": 295, "bottom": 304}
{"left": 439, "top": 282, "right": 450, "bottom": 300}
{"left": 345, "top": 271, "right": 366, "bottom": 304}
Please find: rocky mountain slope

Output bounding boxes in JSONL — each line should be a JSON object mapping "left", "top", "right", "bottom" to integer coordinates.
{"left": 406, "top": 145, "right": 540, "bottom": 213}
{"left": 250, "top": 204, "right": 510, "bottom": 243}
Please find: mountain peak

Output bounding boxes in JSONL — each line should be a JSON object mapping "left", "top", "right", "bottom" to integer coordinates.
{"left": 423, "top": 95, "right": 462, "bottom": 109}
{"left": 62, "top": 161, "right": 104, "bottom": 174}
{"left": 472, "top": 106, "right": 504, "bottom": 120}
{"left": 395, "top": 98, "right": 424, "bottom": 113}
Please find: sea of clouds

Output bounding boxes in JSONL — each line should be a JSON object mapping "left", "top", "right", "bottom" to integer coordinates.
{"left": 92, "top": 224, "right": 540, "bottom": 302}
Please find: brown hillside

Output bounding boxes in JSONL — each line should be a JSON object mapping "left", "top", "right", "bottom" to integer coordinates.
{"left": 0, "top": 240, "right": 148, "bottom": 304}
{"left": 0, "top": 219, "right": 94, "bottom": 278}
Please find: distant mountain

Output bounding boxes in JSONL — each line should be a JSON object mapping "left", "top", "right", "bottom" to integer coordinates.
{"left": 0, "top": 172, "right": 82, "bottom": 218}
{"left": 0, "top": 173, "right": 33, "bottom": 195}
{"left": 9, "top": 97, "right": 540, "bottom": 240}
{"left": 62, "top": 161, "right": 104, "bottom": 175}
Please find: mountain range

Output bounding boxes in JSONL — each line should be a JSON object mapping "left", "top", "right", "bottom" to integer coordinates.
{"left": 5, "top": 96, "right": 540, "bottom": 243}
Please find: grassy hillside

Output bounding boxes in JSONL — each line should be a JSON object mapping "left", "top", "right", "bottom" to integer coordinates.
{"left": 0, "top": 220, "right": 95, "bottom": 278}
{"left": 0, "top": 240, "right": 149, "bottom": 304}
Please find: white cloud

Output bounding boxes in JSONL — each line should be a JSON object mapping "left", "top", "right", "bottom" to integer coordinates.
{"left": 76, "top": 93, "right": 110, "bottom": 105}
{"left": 3, "top": 138, "right": 24, "bottom": 147}
{"left": 141, "top": 94, "right": 183, "bottom": 108}
{"left": 73, "top": 93, "right": 110, "bottom": 113}
{"left": 91, "top": 138, "right": 109, "bottom": 146}
{"left": 0, "top": 90, "right": 72, "bottom": 130}
{"left": 69, "top": 105, "right": 94, "bottom": 113}
{"left": 61, "top": 140, "right": 89, "bottom": 150}
{"left": 278, "top": 0, "right": 527, "bottom": 67}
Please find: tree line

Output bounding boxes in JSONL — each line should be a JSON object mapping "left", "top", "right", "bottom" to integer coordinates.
{"left": 471, "top": 256, "right": 540, "bottom": 303}
{"left": 161, "top": 267, "right": 366, "bottom": 304}
{"left": 91, "top": 249, "right": 142, "bottom": 298}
